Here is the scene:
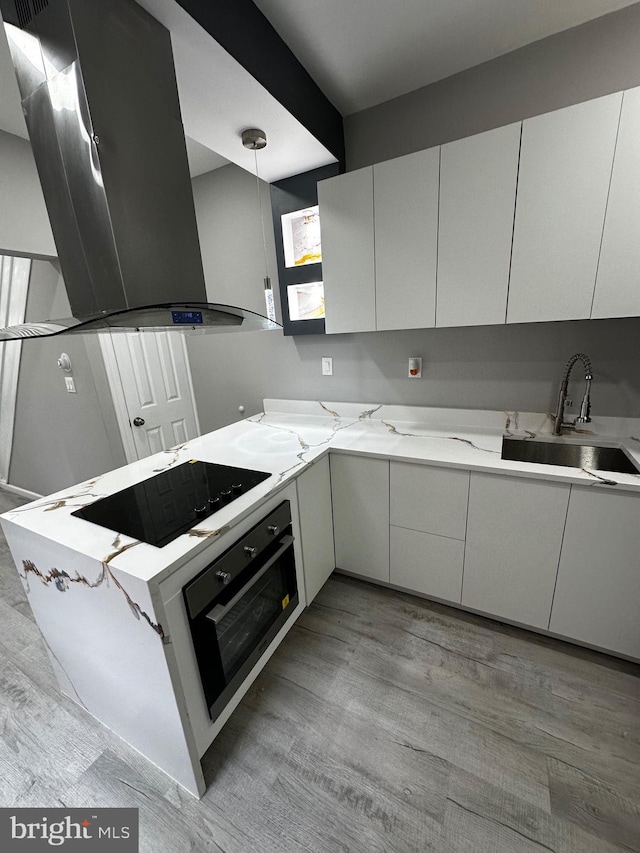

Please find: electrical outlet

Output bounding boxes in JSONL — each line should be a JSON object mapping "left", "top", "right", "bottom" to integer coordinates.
{"left": 321, "top": 357, "right": 333, "bottom": 376}
{"left": 408, "top": 357, "right": 422, "bottom": 378}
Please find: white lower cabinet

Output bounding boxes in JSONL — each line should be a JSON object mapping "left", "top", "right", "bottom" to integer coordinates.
{"left": 330, "top": 453, "right": 389, "bottom": 581}
{"left": 549, "top": 487, "right": 640, "bottom": 659}
{"left": 462, "top": 473, "right": 570, "bottom": 629}
{"left": 323, "top": 452, "right": 637, "bottom": 659}
{"left": 296, "top": 456, "right": 335, "bottom": 604}
{"left": 390, "top": 526, "right": 464, "bottom": 602}
{"left": 389, "top": 462, "right": 469, "bottom": 539}
{"left": 389, "top": 462, "right": 468, "bottom": 602}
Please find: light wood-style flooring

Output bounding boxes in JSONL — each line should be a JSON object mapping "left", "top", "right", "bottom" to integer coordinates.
{"left": 1, "top": 489, "right": 639, "bottom": 852}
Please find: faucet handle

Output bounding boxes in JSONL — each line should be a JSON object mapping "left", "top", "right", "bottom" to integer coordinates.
{"left": 577, "top": 398, "right": 591, "bottom": 423}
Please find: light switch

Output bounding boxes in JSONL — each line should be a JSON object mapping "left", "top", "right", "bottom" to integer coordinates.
{"left": 64, "top": 376, "right": 76, "bottom": 393}
{"left": 321, "top": 357, "right": 333, "bottom": 376}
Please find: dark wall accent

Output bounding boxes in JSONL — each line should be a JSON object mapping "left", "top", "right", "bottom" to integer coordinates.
{"left": 270, "top": 163, "right": 339, "bottom": 336}
{"left": 176, "top": 0, "right": 345, "bottom": 168}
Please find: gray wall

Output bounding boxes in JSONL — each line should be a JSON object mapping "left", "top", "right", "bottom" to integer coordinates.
{"left": 186, "top": 4, "right": 640, "bottom": 433}
{"left": 345, "top": 3, "right": 640, "bottom": 168}
{"left": 192, "top": 164, "right": 280, "bottom": 321}
{"left": 0, "top": 133, "right": 127, "bottom": 495}
{"left": 0, "top": 130, "right": 55, "bottom": 257}
{"left": 8, "top": 260, "right": 126, "bottom": 495}
{"left": 188, "top": 318, "right": 640, "bottom": 432}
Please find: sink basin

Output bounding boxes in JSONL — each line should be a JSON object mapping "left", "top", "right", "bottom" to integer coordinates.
{"left": 501, "top": 437, "right": 640, "bottom": 474}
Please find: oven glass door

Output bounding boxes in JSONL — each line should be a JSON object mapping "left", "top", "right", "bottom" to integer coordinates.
{"left": 192, "top": 534, "right": 299, "bottom": 720}
{"left": 204, "top": 534, "right": 296, "bottom": 692}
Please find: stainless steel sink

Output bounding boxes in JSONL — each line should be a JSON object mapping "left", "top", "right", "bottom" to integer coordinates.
{"left": 501, "top": 437, "right": 640, "bottom": 474}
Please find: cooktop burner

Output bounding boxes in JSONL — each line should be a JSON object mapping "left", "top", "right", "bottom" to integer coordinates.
{"left": 72, "top": 461, "right": 271, "bottom": 548}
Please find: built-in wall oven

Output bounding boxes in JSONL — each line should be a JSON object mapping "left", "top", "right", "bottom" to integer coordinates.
{"left": 182, "top": 500, "right": 298, "bottom": 722}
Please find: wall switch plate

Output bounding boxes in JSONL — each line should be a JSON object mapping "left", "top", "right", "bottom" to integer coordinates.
{"left": 321, "top": 357, "right": 333, "bottom": 376}
{"left": 64, "top": 376, "right": 77, "bottom": 393}
{"left": 408, "top": 357, "right": 422, "bottom": 378}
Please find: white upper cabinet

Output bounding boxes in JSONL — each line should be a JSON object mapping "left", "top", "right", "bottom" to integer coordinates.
{"left": 437, "top": 122, "right": 521, "bottom": 327}
{"left": 319, "top": 87, "right": 639, "bottom": 336}
{"left": 591, "top": 86, "right": 640, "bottom": 319}
{"left": 374, "top": 148, "right": 439, "bottom": 330}
{"left": 507, "top": 92, "right": 623, "bottom": 324}
{"left": 318, "top": 167, "right": 375, "bottom": 334}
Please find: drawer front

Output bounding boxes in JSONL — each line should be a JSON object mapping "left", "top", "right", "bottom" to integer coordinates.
{"left": 390, "top": 462, "right": 469, "bottom": 539}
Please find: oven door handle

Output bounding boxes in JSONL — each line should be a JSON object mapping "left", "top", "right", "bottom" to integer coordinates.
{"left": 205, "top": 535, "right": 294, "bottom": 626}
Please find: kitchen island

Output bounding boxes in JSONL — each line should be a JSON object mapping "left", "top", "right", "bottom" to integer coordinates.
{"left": 2, "top": 399, "right": 639, "bottom": 796}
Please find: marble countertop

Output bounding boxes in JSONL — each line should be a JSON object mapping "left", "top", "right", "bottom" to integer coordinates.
{"left": 3, "top": 399, "right": 639, "bottom": 585}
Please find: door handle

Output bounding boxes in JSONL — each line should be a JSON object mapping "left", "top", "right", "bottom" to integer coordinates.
{"left": 133, "top": 417, "right": 145, "bottom": 427}
{"left": 205, "top": 535, "right": 294, "bottom": 626}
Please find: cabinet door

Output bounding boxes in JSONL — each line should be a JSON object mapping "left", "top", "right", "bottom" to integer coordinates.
{"left": 330, "top": 453, "right": 389, "bottom": 581}
{"left": 507, "top": 92, "right": 622, "bottom": 324}
{"left": 374, "top": 148, "right": 439, "bottom": 330}
{"left": 462, "top": 473, "right": 570, "bottom": 629}
{"left": 549, "top": 488, "right": 640, "bottom": 659}
{"left": 591, "top": 87, "right": 640, "bottom": 319}
{"left": 296, "top": 456, "right": 335, "bottom": 604}
{"left": 390, "top": 461, "right": 469, "bottom": 540}
{"left": 391, "top": 526, "right": 464, "bottom": 603}
{"left": 318, "top": 168, "right": 375, "bottom": 334}
{"left": 437, "top": 122, "right": 520, "bottom": 327}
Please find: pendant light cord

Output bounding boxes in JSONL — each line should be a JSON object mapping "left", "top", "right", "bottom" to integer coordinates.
{"left": 254, "top": 149, "right": 271, "bottom": 288}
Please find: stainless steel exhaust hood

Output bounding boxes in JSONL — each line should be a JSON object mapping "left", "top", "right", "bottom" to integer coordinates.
{"left": 0, "top": 0, "right": 280, "bottom": 340}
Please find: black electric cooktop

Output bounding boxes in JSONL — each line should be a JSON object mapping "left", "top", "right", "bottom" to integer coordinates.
{"left": 72, "top": 461, "right": 271, "bottom": 548}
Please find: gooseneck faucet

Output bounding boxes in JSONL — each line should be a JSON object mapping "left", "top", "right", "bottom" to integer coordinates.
{"left": 553, "top": 353, "right": 593, "bottom": 435}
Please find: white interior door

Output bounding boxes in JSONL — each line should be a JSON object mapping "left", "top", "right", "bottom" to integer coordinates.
{"left": 101, "top": 331, "right": 200, "bottom": 462}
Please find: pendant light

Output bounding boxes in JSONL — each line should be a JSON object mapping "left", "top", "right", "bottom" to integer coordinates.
{"left": 241, "top": 128, "right": 277, "bottom": 323}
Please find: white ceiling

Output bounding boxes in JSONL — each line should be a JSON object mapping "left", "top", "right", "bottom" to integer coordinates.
{"left": 136, "top": 0, "right": 337, "bottom": 181}
{"left": 254, "top": 0, "right": 639, "bottom": 115}
{"left": 0, "top": 0, "right": 338, "bottom": 182}
{"left": 1, "top": 0, "right": 638, "bottom": 179}
{"left": 184, "top": 136, "right": 229, "bottom": 178}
